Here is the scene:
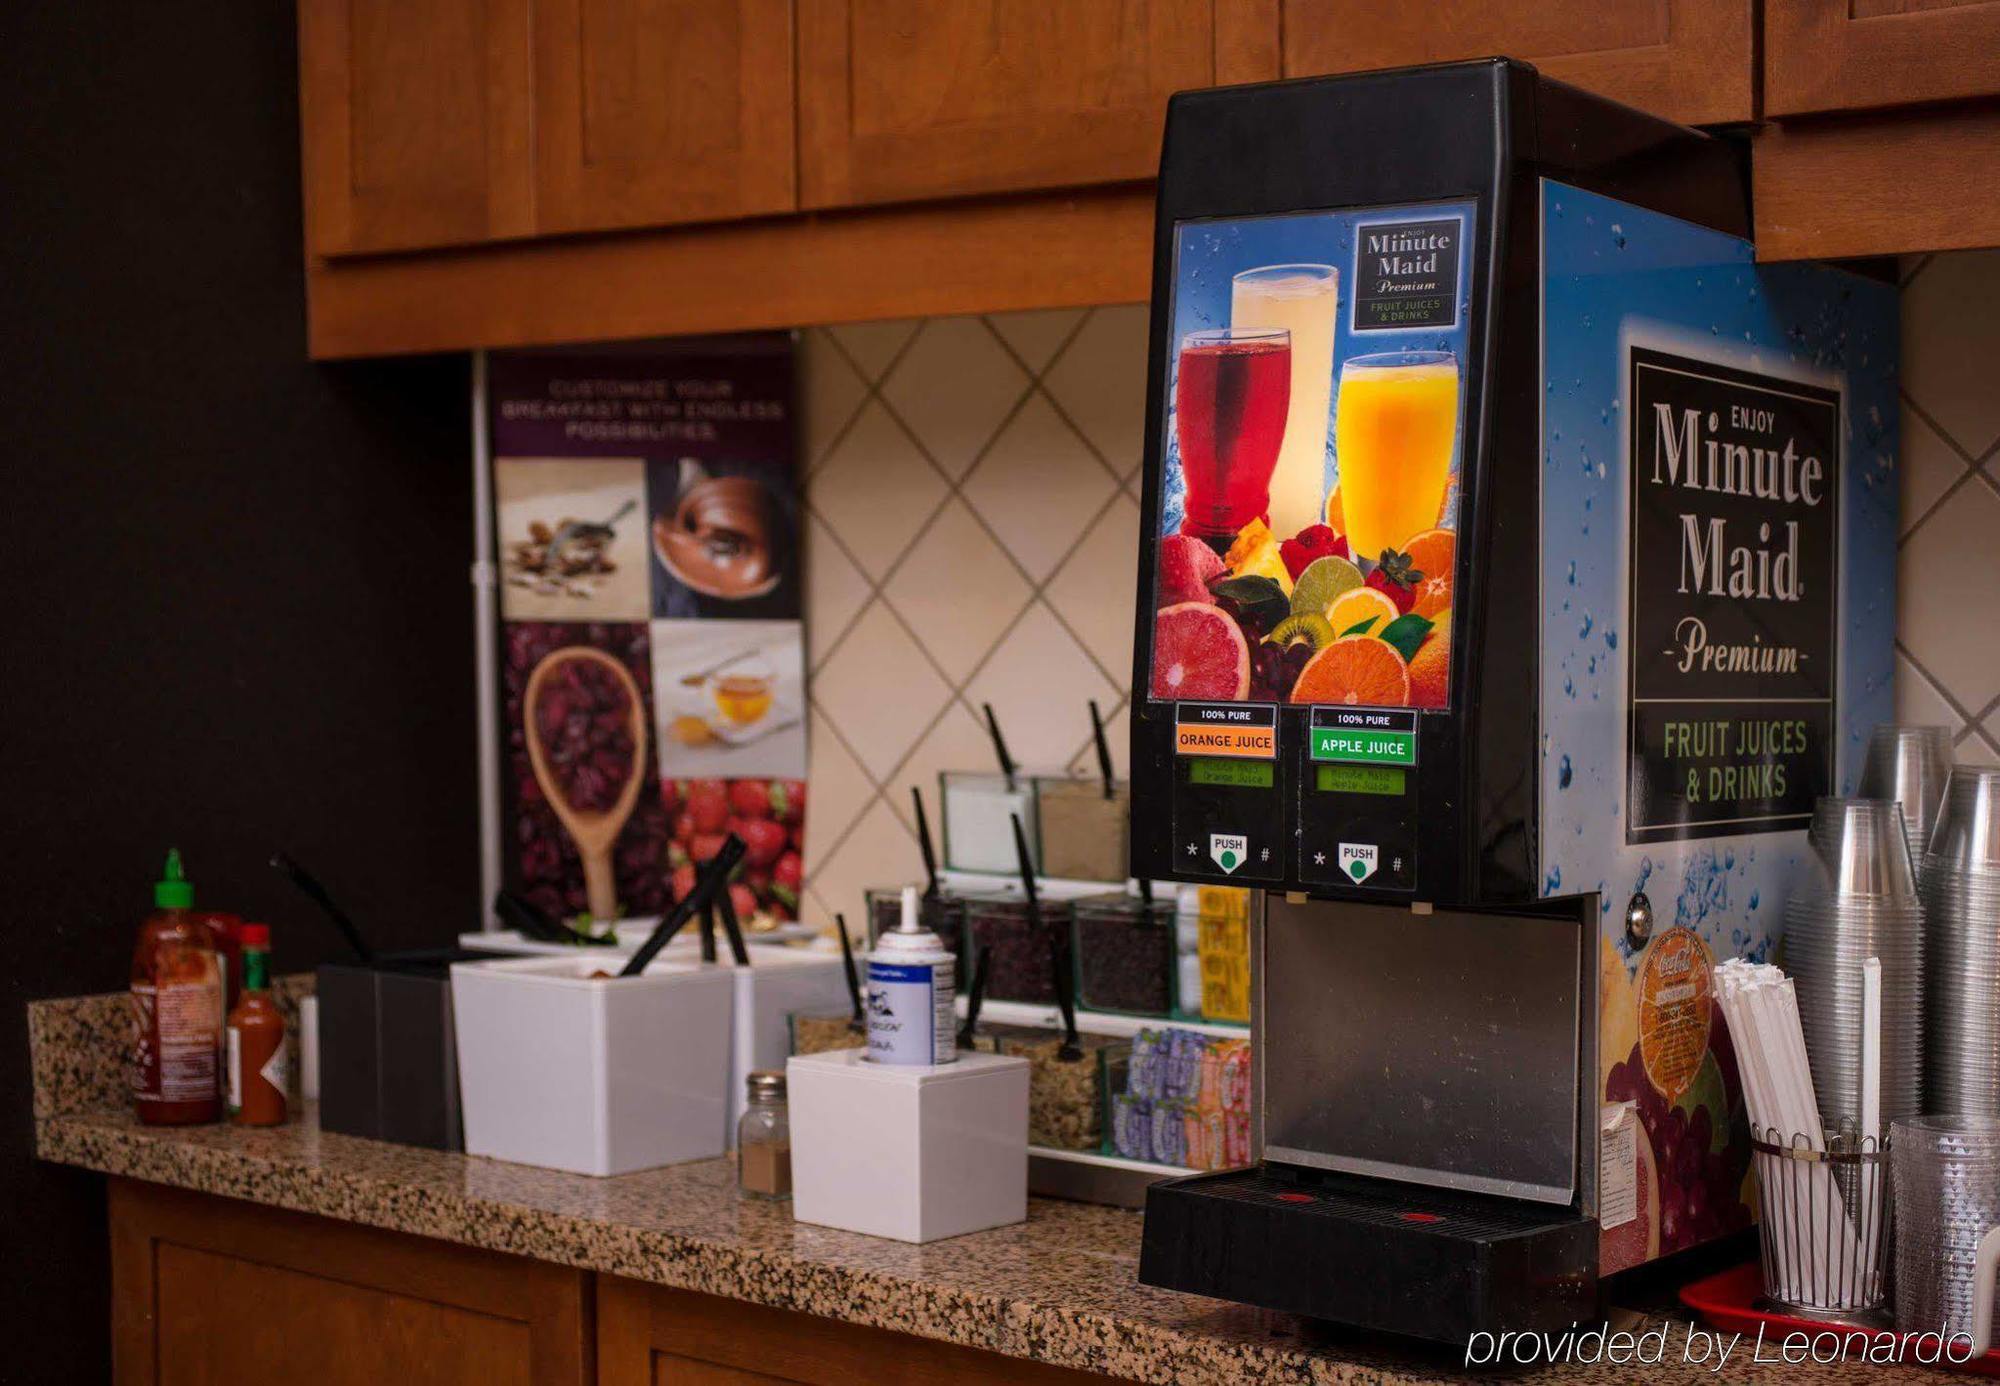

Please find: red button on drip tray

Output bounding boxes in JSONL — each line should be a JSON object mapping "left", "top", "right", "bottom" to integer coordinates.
{"left": 1274, "top": 1192, "right": 1315, "bottom": 1204}
{"left": 1399, "top": 1211, "right": 1444, "bottom": 1223}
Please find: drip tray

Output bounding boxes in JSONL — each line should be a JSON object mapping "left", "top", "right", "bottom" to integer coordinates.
{"left": 1138, "top": 1165, "right": 1598, "bottom": 1342}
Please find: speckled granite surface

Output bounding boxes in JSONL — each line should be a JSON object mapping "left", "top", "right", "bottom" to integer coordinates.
{"left": 29, "top": 990, "right": 1961, "bottom": 1385}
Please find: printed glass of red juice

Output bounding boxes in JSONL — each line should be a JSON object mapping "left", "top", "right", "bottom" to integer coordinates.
{"left": 1174, "top": 327, "right": 1291, "bottom": 541}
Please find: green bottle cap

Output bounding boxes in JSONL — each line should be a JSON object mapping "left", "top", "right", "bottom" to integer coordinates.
{"left": 154, "top": 849, "right": 193, "bottom": 910}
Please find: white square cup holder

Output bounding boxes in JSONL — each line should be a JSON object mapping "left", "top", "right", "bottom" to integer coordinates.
{"left": 787, "top": 1047, "right": 1030, "bottom": 1243}
{"left": 450, "top": 954, "right": 734, "bottom": 1176}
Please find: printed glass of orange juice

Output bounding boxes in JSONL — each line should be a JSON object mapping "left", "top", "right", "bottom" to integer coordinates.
{"left": 1333, "top": 350, "right": 1459, "bottom": 564}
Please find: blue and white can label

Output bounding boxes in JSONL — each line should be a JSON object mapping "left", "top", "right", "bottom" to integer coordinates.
{"left": 866, "top": 958, "right": 954, "bottom": 1066}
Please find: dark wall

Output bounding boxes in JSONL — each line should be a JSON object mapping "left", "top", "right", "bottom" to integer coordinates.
{"left": 2, "top": 6, "right": 478, "bottom": 1381}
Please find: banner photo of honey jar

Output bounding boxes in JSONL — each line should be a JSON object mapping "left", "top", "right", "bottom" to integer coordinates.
{"left": 489, "top": 334, "right": 808, "bottom": 926}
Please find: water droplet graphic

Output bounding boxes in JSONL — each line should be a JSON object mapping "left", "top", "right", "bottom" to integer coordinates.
{"left": 1559, "top": 755, "right": 1573, "bottom": 789}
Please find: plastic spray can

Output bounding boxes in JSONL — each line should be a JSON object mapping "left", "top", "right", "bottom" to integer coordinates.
{"left": 866, "top": 886, "right": 956, "bottom": 1066}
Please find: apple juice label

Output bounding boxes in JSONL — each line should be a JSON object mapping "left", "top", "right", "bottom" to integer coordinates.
{"left": 1625, "top": 347, "right": 1840, "bottom": 843}
{"left": 866, "top": 959, "right": 954, "bottom": 1066}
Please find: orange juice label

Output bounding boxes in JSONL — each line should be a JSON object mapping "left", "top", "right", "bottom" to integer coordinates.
{"left": 1636, "top": 927, "right": 1714, "bottom": 1104}
{"left": 1174, "top": 722, "right": 1275, "bottom": 758}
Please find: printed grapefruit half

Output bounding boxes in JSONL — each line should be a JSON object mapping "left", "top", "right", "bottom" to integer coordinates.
{"left": 1151, "top": 602, "right": 1251, "bottom": 701}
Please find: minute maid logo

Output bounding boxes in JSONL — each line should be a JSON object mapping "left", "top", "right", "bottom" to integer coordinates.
{"left": 1208, "top": 834, "right": 1247, "bottom": 874}
{"left": 1338, "top": 843, "right": 1378, "bottom": 883}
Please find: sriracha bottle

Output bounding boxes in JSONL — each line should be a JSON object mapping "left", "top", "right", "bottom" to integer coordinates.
{"left": 131, "top": 850, "right": 223, "bottom": 1125}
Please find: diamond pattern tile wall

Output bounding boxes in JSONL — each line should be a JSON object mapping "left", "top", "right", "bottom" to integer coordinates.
{"left": 801, "top": 307, "right": 1145, "bottom": 929}
{"left": 1897, "top": 252, "right": 2000, "bottom": 769}
{"left": 799, "top": 261, "right": 2000, "bottom": 928}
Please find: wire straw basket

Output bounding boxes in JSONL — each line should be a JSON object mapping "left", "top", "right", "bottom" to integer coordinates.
{"left": 1754, "top": 1124, "right": 1893, "bottom": 1319}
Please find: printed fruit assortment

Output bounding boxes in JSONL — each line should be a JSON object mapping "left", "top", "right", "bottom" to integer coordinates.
{"left": 1600, "top": 929, "right": 1753, "bottom": 1272}
{"left": 505, "top": 622, "right": 806, "bottom": 926}
{"left": 1151, "top": 488, "right": 1454, "bottom": 708}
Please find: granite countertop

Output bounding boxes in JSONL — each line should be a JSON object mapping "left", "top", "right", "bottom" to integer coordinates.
{"left": 28, "top": 989, "right": 1957, "bottom": 1386}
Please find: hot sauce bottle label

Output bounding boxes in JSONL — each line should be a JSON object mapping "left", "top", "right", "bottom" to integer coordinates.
{"left": 130, "top": 985, "right": 159, "bottom": 1099}
{"left": 258, "top": 1045, "right": 288, "bottom": 1100}
{"left": 156, "top": 980, "right": 220, "bottom": 1103}
{"left": 226, "top": 1028, "right": 243, "bottom": 1113}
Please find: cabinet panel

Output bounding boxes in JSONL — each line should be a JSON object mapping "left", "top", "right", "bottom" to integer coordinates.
{"left": 298, "top": 0, "right": 535, "bottom": 256}
{"left": 1766, "top": 0, "right": 2000, "bottom": 116}
{"left": 798, "top": 0, "right": 1277, "bottom": 209}
{"left": 598, "top": 1276, "right": 1137, "bottom": 1385}
{"left": 535, "top": 0, "right": 797, "bottom": 236}
{"left": 109, "top": 1179, "right": 590, "bottom": 1386}
{"left": 1281, "top": 0, "right": 1753, "bottom": 126}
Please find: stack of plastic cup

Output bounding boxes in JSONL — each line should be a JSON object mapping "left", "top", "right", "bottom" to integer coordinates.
{"left": 1859, "top": 724, "right": 1954, "bottom": 877}
{"left": 1893, "top": 1114, "right": 2000, "bottom": 1340}
{"left": 1785, "top": 797, "right": 1926, "bottom": 1133}
{"left": 1922, "top": 768, "right": 2000, "bottom": 1116}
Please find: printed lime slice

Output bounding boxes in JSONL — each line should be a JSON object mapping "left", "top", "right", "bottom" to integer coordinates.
{"left": 1290, "top": 555, "right": 1363, "bottom": 617}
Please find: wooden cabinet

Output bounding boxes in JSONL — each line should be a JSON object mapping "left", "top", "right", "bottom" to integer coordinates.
{"left": 1280, "top": 0, "right": 1753, "bottom": 127}
{"left": 1765, "top": 0, "right": 2000, "bottom": 117}
{"left": 796, "top": 0, "right": 1279, "bottom": 210}
{"left": 533, "top": 0, "right": 796, "bottom": 236}
{"left": 298, "top": 0, "right": 536, "bottom": 256}
{"left": 300, "top": 0, "right": 796, "bottom": 256}
{"left": 596, "top": 1275, "right": 1131, "bottom": 1386}
{"left": 109, "top": 1179, "right": 592, "bottom": 1386}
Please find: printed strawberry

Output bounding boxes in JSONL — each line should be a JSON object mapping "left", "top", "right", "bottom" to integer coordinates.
{"left": 687, "top": 783, "right": 730, "bottom": 834}
{"left": 728, "top": 779, "right": 772, "bottom": 818}
{"left": 669, "top": 862, "right": 697, "bottom": 903}
{"left": 770, "top": 779, "right": 806, "bottom": 826}
{"left": 1278, "top": 524, "right": 1349, "bottom": 578}
{"left": 657, "top": 778, "right": 681, "bottom": 816}
{"left": 738, "top": 817, "right": 789, "bottom": 869}
{"left": 773, "top": 850, "right": 803, "bottom": 895}
{"left": 673, "top": 811, "right": 695, "bottom": 843}
{"left": 728, "top": 883, "right": 758, "bottom": 923}
{"left": 690, "top": 832, "right": 729, "bottom": 863}
{"left": 1364, "top": 548, "right": 1425, "bottom": 614}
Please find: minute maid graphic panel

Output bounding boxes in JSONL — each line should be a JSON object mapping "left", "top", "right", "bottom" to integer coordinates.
{"left": 1539, "top": 181, "right": 1898, "bottom": 1272}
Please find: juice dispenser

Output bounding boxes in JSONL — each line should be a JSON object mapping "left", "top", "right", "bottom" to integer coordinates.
{"left": 1128, "top": 60, "right": 1898, "bottom": 1341}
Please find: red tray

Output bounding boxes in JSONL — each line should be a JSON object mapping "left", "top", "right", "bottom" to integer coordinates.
{"left": 1679, "top": 1263, "right": 2000, "bottom": 1376}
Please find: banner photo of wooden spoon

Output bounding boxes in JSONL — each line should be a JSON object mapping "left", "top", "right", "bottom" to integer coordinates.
{"left": 522, "top": 645, "right": 649, "bottom": 921}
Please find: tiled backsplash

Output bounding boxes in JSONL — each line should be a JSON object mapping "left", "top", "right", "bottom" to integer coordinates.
{"left": 796, "top": 252, "right": 2000, "bottom": 928}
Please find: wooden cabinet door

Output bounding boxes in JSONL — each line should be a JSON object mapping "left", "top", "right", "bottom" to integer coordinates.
{"left": 110, "top": 1179, "right": 591, "bottom": 1386}
{"left": 298, "top": 0, "right": 536, "bottom": 256}
{"left": 534, "top": 0, "right": 797, "bottom": 236}
{"left": 1281, "top": 0, "right": 1753, "bottom": 127}
{"left": 797, "top": 0, "right": 1280, "bottom": 210}
{"left": 1766, "top": 1, "right": 2000, "bottom": 117}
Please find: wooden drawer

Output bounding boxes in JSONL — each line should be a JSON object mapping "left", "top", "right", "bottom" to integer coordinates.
{"left": 1280, "top": 0, "right": 1754, "bottom": 127}
{"left": 1766, "top": 0, "right": 2000, "bottom": 117}
{"left": 597, "top": 1276, "right": 1133, "bottom": 1385}
{"left": 797, "top": 0, "right": 1278, "bottom": 209}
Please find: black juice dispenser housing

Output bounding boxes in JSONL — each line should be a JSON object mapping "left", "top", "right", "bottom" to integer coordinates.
{"left": 1129, "top": 60, "right": 1899, "bottom": 1341}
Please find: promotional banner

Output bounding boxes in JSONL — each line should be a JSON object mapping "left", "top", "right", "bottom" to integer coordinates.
{"left": 1146, "top": 202, "right": 1474, "bottom": 713}
{"left": 490, "top": 335, "right": 806, "bottom": 926}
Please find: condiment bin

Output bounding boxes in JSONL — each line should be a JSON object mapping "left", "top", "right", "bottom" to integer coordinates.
{"left": 966, "top": 893, "right": 1074, "bottom": 1005}
{"left": 319, "top": 947, "right": 525, "bottom": 1151}
{"left": 788, "top": 1047, "right": 1030, "bottom": 1242}
{"left": 450, "top": 954, "right": 733, "bottom": 1176}
{"left": 1072, "top": 890, "right": 1176, "bottom": 1016}
{"left": 969, "top": 1023, "right": 1127, "bottom": 1151}
{"left": 1033, "top": 776, "right": 1131, "bottom": 883}
{"left": 941, "top": 771, "right": 1038, "bottom": 874}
